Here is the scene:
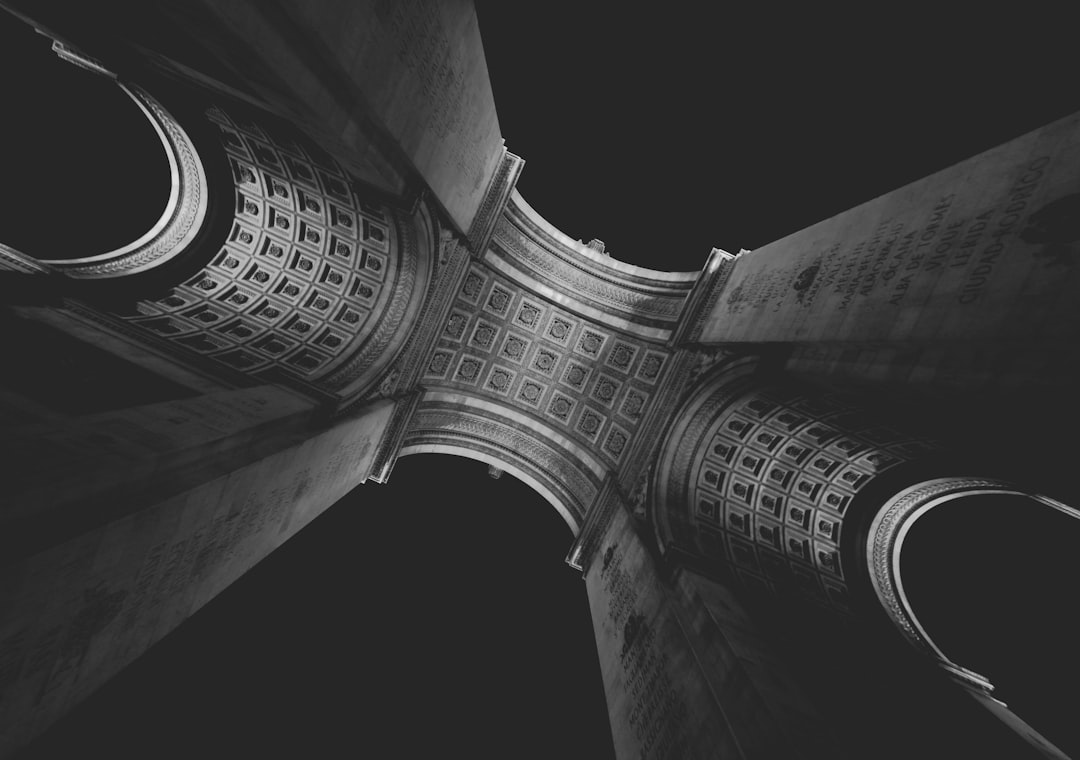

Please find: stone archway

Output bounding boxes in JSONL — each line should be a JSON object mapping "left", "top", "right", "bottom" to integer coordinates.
{"left": 396, "top": 447, "right": 581, "bottom": 534}
{"left": 867, "top": 480, "right": 1077, "bottom": 759}
{"left": 0, "top": 24, "right": 208, "bottom": 278}
{"left": 899, "top": 492, "right": 1080, "bottom": 756}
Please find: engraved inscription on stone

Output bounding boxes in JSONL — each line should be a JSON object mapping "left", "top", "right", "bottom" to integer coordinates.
{"left": 599, "top": 544, "right": 690, "bottom": 760}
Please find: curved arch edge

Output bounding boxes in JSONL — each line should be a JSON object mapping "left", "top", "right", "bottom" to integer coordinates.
{"left": 865, "top": 478, "right": 1078, "bottom": 758}
{"left": 405, "top": 393, "right": 603, "bottom": 531}
{"left": 398, "top": 444, "right": 581, "bottom": 535}
{"left": 866, "top": 478, "right": 1022, "bottom": 663}
{"left": 40, "top": 84, "right": 209, "bottom": 277}
{"left": 509, "top": 190, "right": 699, "bottom": 283}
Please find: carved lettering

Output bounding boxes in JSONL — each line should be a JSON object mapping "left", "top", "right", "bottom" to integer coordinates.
{"left": 957, "top": 156, "right": 1050, "bottom": 304}
{"left": 376, "top": 0, "right": 485, "bottom": 187}
{"left": 599, "top": 544, "right": 690, "bottom": 759}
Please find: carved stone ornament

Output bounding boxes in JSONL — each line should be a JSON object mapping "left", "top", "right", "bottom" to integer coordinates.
{"left": 376, "top": 368, "right": 400, "bottom": 397}
{"left": 51, "top": 40, "right": 116, "bottom": 78}
{"left": 685, "top": 347, "right": 735, "bottom": 389}
{"left": 865, "top": 477, "right": 1046, "bottom": 663}
{"left": 626, "top": 463, "right": 652, "bottom": 521}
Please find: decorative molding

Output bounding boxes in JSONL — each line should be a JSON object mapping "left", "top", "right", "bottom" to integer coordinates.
{"left": 405, "top": 406, "right": 596, "bottom": 523}
{"left": 566, "top": 475, "right": 624, "bottom": 571}
{"left": 34, "top": 86, "right": 205, "bottom": 276}
{"left": 320, "top": 198, "right": 421, "bottom": 392}
{"left": 40, "top": 85, "right": 209, "bottom": 278}
{"left": 683, "top": 346, "right": 740, "bottom": 392}
{"left": 466, "top": 150, "right": 524, "bottom": 256}
{"left": 865, "top": 477, "right": 1013, "bottom": 656}
{"left": 669, "top": 247, "right": 741, "bottom": 346}
{"left": 660, "top": 360, "right": 760, "bottom": 524}
{"left": 366, "top": 392, "right": 425, "bottom": 484}
{"left": 492, "top": 197, "right": 691, "bottom": 327}
{"left": 51, "top": 40, "right": 116, "bottom": 78}
{"left": 492, "top": 225, "right": 686, "bottom": 323}
{"left": 422, "top": 262, "right": 674, "bottom": 469}
{"left": 505, "top": 194, "right": 696, "bottom": 288}
{"left": 865, "top": 479, "right": 1080, "bottom": 758}
{"left": 358, "top": 233, "right": 472, "bottom": 406}
{"left": 611, "top": 348, "right": 700, "bottom": 500}
{"left": 0, "top": 243, "right": 55, "bottom": 275}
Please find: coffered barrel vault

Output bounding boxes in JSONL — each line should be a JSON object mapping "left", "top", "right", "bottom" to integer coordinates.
{"left": 103, "top": 101, "right": 436, "bottom": 400}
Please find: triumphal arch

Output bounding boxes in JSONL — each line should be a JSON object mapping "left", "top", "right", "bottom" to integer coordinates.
{"left": 2, "top": 3, "right": 1080, "bottom": 758}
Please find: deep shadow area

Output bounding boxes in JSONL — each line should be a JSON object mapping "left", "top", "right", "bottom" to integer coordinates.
{"left": 15, "top": 455, "right": 615, "bottom": 760}
{"left": 0, "top": 17, "right": 170, "bottom": 259}
{"left": 902, "top": 494, "right": 1080, "bottom": 757}
{"left": 475, "top": 3, "right": 1080, "bottom": 270}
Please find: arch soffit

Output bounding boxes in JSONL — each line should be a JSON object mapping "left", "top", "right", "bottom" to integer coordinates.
{"left": 404, "top": 390, "right": 612, "bottom": 533}
{"left": 486, "top": 191, "right": 697, "bottom": 342}
{"left": 397, "top": 446, "right": 580, "bottom": 535}
{"left": 90, "top": 99, "right": 435, "bottom": 396}
{"left": 652, "top": 356, "right": 761, "bottom": 553}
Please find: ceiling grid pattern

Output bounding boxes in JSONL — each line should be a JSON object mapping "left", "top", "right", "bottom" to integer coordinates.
{"left": 422, "top": 262, "right": 671, "bottom": 469}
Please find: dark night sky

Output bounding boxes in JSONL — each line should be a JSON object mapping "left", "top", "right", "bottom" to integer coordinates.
{"left": 12, "top": 5, "right": 1080, "bottom": 759}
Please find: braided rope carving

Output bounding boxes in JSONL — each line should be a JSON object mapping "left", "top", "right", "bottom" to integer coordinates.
{"left": 866, "top": 478, "right": 1010, "bottom": 654}
{"left": 43, "top": 85, "right": 208, "bottom": 277}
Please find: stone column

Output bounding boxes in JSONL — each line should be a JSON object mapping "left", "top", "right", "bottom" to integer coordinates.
{"left": 653, "top": 365, "right": 1079, "bottom": 757}
{"left": 0, "top": 389, "right": 404, "bottom": 757}
{"left": 572, "top": 481, "right": 840, "bottom": 759}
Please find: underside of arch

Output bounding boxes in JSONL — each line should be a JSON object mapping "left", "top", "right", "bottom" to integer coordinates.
{"left": 404, "top": 391, "right": 612, "bottom": 534}
{"left": 487, "top": 190, "right": 698, "bottom": 342}
{"left": 75, "top": 97, "right": 437, "bottom": 399}
{"left": 397, "top": 445, "right": 580, "bottom": 534}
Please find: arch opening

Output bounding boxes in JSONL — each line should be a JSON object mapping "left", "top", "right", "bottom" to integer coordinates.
{"left": 1, "top": 20, "right": 171, "bottom": 259}
{"left": 900, "top": 493, "right": 1080, "bottom": 757}
{"left": 398, "top": 446, "right": 581, "bottom": 536}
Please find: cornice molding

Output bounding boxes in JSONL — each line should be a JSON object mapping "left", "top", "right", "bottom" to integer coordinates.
{"left": 669, "top": 247, "right": 743, "bottom": 347}
{"left": 366, "top": 392, "right": 425, "bottom": 484}
{"left": 466, "top": 149, "right": 524, "bottom": 256}
{"left": 566, "top": 475, "right": 623, "bottom": 572}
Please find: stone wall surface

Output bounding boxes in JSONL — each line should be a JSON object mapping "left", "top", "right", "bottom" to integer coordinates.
{"left": 192, "top": 0, "right": 504, "bottom": 235}
{"left": 0, "top": 397, "right": 396, "bottom": 756}
{"left": 698, "top": 112, "right": 1080, "bottom": 346}
{"left": 584, "top": 507, "right": 832, "bottom": 759}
